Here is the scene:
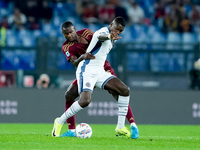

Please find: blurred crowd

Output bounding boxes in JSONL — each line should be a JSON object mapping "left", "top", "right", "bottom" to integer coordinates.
{"left": 0, "top": 0, "right": 53, "bottom": 31}
{"left": 0, "top": 0, "right": 199, "bottom": 32}
{"left": 78, "top": 0, "right": 200, "bottom": 33}
{"left": 0, "top": 0, "right": 200, "bottom": 47}
{"left": 0, "top": 0, "right": 200, "bottom": 88}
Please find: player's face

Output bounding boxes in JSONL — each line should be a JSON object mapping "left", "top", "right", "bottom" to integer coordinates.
{"left": 62, "top": 26, "right": 76, "bottom": 42}
{"left": 110, "top": 22, "right": 125, "bottom": 36}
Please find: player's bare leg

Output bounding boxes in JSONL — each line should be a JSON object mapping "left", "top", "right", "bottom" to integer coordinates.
{"left": 104, "top": 78, "right": 139, "bottom": 139}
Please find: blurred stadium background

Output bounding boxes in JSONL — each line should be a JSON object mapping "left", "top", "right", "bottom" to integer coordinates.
{"left": 0, "top": 0, "right": 200, "bottom": 124}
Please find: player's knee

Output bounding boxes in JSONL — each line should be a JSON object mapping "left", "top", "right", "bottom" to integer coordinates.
{"left": 120, "top": 86, "right": 130, "bottom": 96}
{"left": 81, "top": 98, "right": 91, "bottom": 108}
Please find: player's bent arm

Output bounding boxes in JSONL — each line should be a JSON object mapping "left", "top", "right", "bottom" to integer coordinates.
{"left": 70, "top": 53, "right": 95, "bottom": 67}
{"left": 97, "top": 32, "right": 111, "bottom": 41}
{"left": 98, "top": 31, "right": 121, "bottom": 41}
{"left": 69, "top": 55, "right": 80, "bottom": 67}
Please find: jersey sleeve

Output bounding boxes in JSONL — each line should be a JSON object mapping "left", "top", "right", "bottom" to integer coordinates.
{"left": 86, "top": 30, "right": 101, "bottom": 53}
{"left": 62, "top": 43, "right": 77, "bottom": 62}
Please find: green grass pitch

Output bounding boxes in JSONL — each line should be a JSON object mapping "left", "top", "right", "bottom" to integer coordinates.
{"left": 0, "top": 124, "right": 200, "bottom": 150}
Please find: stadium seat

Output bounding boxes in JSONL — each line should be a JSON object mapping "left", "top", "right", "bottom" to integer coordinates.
{"left": 131, "top": 24, "right": 149, "bottom": 42}
{"left": 1, "top": 50, "right": 17, "bottom": 70}
{"left": 151, "top": 31, "right": 166, "bottom": 43}
{"left": 42, "top": 23, "right": 53, "bottom": 36}
{"left": 17, "top": 29, "right": 34, "bottom": 47}
{"left": 150, "top": 53, "right": 185, "bottom": 72}
{"left": 2, "top": 49, "right": 36, "bottom": 70}
{"left": 182, "top": 33, "right": 196, "bottom": 43}
{"left": 49, "top": 29, "right": 57, "bottom": 37}
{"left": 53, "top": 2, "right": 67, "bottom": 17}
{"left": 166, "top": 32, "right": 181, "bottom": 50}
{"left": 58, "top": 52, "right": 74, "bottom": 70}
{"left": 52, "top": 16, "right": 63, "bottom": 28}
{"left": 127, "top": 52, "right": 148, "bottom": 71}
{"left": 119, "top": 26, "right": 132, "bottom": 42}
{"left": 182, "top": 33, "right": 196, "bottom": 50}
{"left": 15, "top": 50, "right": 36, "bottom": 70}
{"left": 184, "top": 5, "right": 192, "bottom": 14}
{"left": 147, "top": 25, "right": 157, "bottom": 37}
{"left": 33, "top": 30, "right": 43, "bottom": 38}
{"left": 167, "top": 32, "right": 181, "bottom": 43}
{"left": 0, "top": 8, "right": 8, "bottom": 18}
{"left": 87, "top": 24, "right": 100, "bottom": 33}
{"left": 6, "top": 36, "right": 17, "bottom": 47}
{"left": 6, "top": 29, "right": 17, "bottom": 46}
{"left": 21, "top": 37, "right": 33, "bottom": 47}
{"left": 150, "top": 32, "right": 166, "bottom": 49}
{"left": 75, "top": 23, "right": 85, "bottom": 31}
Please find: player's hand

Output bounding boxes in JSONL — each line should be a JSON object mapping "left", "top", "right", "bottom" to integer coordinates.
{"left": 110, "top": 31, "right": 122, "bottom": 40}
{"left": 82, "top": 53, "right": 95, "bottom": 60}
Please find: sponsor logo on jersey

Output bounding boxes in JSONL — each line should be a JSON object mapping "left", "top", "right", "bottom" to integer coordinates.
{"left": 65, "top": 51, "right": 70, "bottom": 57}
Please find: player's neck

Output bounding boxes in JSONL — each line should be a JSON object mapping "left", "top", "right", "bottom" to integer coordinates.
{"left": 72, "top": 34, "right": 79, "bottom": 43}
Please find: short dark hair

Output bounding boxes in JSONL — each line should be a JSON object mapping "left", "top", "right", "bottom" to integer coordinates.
{"left": 114, "top": 16, "right": 126, "bottom": 27}
{"left": 61, "top": 21, "right": 74, "bottom": 30}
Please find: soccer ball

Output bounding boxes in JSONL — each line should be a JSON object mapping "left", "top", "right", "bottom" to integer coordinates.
{"left": 75, "top": 123, "right": 92, "bottom": 138}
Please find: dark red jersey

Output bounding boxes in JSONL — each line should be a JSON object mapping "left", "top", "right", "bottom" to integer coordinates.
{"left": 62, "top": 28, "right": 93, "bottom": 62}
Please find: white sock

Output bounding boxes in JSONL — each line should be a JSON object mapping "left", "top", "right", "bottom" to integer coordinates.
{"left": 69, "top": 129, "right": 75, "bottom": 132}
{"left": 57, "top": 101, "right": 83, "bottom": 125}
{"left": 130, "top": 122, "right": 137, "bottom": 128}
{"left": 117, "top": 95, "right": 129, "bottom": 129}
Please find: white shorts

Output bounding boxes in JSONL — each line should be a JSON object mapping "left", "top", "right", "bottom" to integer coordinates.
{"left": 76, "top": 69, "right": 116, "bottom": 94}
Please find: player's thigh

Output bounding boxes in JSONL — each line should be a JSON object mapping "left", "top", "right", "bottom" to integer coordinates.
{"left": 76, "top": 72, "right": 98, "bottom": 94}
{"left": 95, "top": 71, "right": 116, "bottom": 89}
{"left": 104, "top": 77, "right": 129, "bottom": 94}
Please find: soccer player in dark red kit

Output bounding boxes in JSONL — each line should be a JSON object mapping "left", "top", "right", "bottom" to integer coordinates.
{"left": 53, "top": 21, "right": 139, "bottom": 139}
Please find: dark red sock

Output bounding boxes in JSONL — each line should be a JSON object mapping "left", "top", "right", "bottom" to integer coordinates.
{"left": 65, "top": 100, "right": 76, "bottom": 129}
{"left": 126, "top": 105, "right": 135, "bottom": 124}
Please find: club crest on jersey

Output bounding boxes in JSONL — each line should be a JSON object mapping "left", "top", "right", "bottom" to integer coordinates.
{"left": 85, "top": 82, "right": 91, "bottom": 87}
{"left": 65, "top": 51, "right": 70, "bottom": 57}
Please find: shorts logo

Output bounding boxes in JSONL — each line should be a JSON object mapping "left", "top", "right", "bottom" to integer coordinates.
{"left": 65, "top": 51, "right": 70, "bottom": 57}
{"left": 86, "top": 82, "right": 91, "bottom": 87}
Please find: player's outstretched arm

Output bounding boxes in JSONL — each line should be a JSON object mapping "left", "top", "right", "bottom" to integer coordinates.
{"left": 70, "top": 53, "right": 95, "bottom": 67}
{"left": 98, "top": 31, "right": 122, "bottom": 41}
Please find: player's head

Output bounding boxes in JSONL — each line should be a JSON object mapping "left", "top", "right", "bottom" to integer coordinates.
{"left": 61, "top": 21, "right": 77, "bottom": 42}
{"left": 109, "top": 16, "right": 126, "bottom": 35}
